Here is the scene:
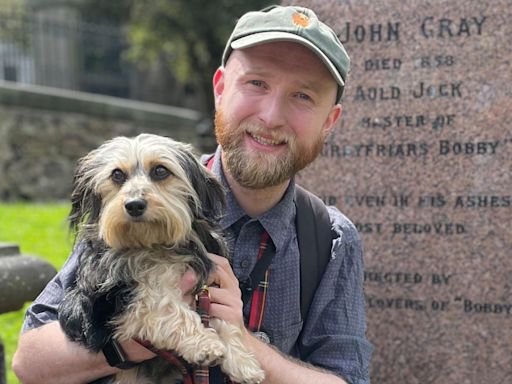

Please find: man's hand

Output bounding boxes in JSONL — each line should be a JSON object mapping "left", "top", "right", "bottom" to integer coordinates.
{"left": 203, "top": 255, "right": 348, "bottom": 384}
{"left": 207, "top": 253, "right": 245, "bottom": 329}
{"left": 180, "top": 267, "right": 201, "bottom": 306}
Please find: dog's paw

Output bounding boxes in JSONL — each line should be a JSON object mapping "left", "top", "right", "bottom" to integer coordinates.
{"left": 182, "top": 336, "right": 226, "bottom": 366}
{"left": 222, "top": 355, "right": 265, "bottom": 384}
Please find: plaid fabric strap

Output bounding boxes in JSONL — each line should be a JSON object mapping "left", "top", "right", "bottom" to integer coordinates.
{"left": 205, "top": 155, "right": 273, "bottom": 332}
{"left": 205, "top": 155, "right": 274, "bottom": 383}
{"left": 135, "top": 338, "right": 194, "bottom": 384}
{"left": 247, "top": 230, "right": 273, "bottom": 333}
{"left": 194, "top": 287, "right": 212, "bottom": 384}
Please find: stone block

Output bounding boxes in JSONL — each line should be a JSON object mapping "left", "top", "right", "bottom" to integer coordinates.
{"left": 0, "top": 250, "right": 56, "bottom": 314}
{"left": 286, "top": 0, "right": 512, "bottom": 382}
{"left": 0, "top": 243, "right": 20, "bottom": 257}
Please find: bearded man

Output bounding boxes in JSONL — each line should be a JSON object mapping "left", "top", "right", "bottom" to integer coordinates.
{"left": 14, "top": 6, "right": 372, "bottom": 384}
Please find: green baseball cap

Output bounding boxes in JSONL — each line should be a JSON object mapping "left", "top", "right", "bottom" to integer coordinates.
{"left": 222, "top": 5, "right": 350, "bottom": 101}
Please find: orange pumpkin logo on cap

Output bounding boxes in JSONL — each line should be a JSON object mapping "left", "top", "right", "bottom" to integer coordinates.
{"left": 292, "top": 12, "right": 310, "bottom": 27}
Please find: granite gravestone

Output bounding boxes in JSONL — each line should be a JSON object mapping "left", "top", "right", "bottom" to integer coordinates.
{"left": 283, "top": 0, "right": 512, "bottom": 382}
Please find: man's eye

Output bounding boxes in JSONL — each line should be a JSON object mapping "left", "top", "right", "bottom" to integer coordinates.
{"left": 249, "top": 80, "right": 264, "bottom": 87}
{"left": 297, "top": 92, "right": 312, "bottom": 101}
{"left": 150, "top": 165, "right": 172, "bottom": 181}
{"left": 111, "top": 169, "right": 127, "bottom": 184}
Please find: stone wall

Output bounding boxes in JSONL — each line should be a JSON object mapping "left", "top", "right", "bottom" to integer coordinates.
{"left": 0, "top": 81, "right": 208, "bottom": 201}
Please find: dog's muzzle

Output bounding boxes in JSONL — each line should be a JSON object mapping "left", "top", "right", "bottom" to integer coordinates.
{"left": 125, "top": 198, "right": 147, "bottom": 217}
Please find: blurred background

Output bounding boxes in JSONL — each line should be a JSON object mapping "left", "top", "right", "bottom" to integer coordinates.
{"left": 0, "top": 1, "right": 273, "bottom": 383}
{"left": 1, "top": 0, "right": 275, "bottom": 119}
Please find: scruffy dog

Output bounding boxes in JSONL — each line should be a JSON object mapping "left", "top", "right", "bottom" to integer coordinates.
{"left": 59, "top": 134, "right": 264, "bottom": 384}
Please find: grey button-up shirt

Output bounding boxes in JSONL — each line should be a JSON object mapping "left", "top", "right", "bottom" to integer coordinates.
{"left": 23, "top": 147, "right": 372, "bottom": 384}
{"left": 205, "top": 149, "right": 372, "bottom": 383}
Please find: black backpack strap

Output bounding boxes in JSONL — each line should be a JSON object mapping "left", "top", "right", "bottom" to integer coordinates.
{"left": 294, "top": 185, "right": 335, "bottom": 321}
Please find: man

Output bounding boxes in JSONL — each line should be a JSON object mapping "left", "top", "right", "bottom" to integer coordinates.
{"left": 13, "top": 5, "right": 372, "bottom": 384}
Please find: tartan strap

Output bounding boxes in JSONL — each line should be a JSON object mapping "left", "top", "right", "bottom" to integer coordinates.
{"left": 246, "top": 231, "right": 274, "bottom": 333}
{"left": 194, "top": 286, "right": 212, "bottom": 384}
{"left": 135, "top": 338, "right": 194, "bottom": 384}
{"left": 134, "top": 286, "right": 212, "bottom": 384}
{"left": 205, "top": 154, "right": 274, "bottom": 332}
{"left": 205, "top": 154, "right": 273, "bottom": 375}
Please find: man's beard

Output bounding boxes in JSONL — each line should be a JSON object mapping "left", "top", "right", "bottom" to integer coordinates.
{"left": 214, "top": 110, "right": 324, "bottom": 189}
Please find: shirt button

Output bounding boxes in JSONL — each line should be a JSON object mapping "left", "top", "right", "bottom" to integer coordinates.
{"left": 240, "top": 260, "right": 250, "bottom": 268}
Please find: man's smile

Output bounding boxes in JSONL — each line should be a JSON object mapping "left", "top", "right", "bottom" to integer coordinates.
{"left": 248, "top": 132, "right": 286, "bottom": 146}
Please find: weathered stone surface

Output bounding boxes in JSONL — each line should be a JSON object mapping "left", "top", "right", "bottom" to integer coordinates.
{"left": 0, "top": 341, "right": 5, "bottom": 384}
{"left": 0, "top": 243, "right": 20, "bottom": 257}
{"left": 0, "top": 252, "right": 57, "bottom": 314}
{"left": 0, "top": 82, "right": 203, "bottom": 201}
{"left": 285, "top": 0, "right": 512, "bottom": 382}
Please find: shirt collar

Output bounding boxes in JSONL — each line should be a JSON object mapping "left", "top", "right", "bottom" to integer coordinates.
{"left": 209, "top": 146, "right": 296, "bottom": 252}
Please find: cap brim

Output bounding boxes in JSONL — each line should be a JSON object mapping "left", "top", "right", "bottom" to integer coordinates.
{"left": 231, "top": 31, "right": 344, "bottom": 86}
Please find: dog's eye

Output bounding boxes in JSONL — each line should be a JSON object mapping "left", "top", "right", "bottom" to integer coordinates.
{"left": 111, "top": 168, "right": 127, "bottom": 184}
{"left": 150, "top": 165, "right": 171, "bottom": 181}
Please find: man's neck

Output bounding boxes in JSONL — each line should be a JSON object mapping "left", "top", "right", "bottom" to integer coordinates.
{"left": 221, "top": 156, "right": 290, "bottom": 218}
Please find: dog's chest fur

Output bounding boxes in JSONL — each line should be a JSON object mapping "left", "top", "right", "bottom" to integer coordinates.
{"left": 61, "top": 242, "right": 213, "bottom": 351}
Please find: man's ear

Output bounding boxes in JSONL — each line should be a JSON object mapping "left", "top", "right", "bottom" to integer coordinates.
{"left": 322, "top": 104, "right": 343, "bottom": 137}
{"left": 213, "top": 67, "right": 225, "bottom": 107}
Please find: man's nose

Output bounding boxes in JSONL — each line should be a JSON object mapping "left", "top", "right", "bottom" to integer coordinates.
{"left": 257, "top": 94, "right": 286, "bottom": 129}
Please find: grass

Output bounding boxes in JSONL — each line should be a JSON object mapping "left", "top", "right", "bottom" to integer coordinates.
{"left": 0, "top": 203, "right": 72, "bottom": 384}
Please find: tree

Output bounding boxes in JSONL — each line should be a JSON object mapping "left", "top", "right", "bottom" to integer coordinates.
{"left": 78, "top": 0, "right": 273, "bottom": 130}
{"left": 126, "top": 0, "right": 273, "bottom": 116}
{"left": 0, "top": 0, "right": 29, "bottom": 46}
{"left": 79, "top": 0, "right": 133, "bottom": 25}
{"left": 0, "top": 0, "right": 25, "bottom": 15}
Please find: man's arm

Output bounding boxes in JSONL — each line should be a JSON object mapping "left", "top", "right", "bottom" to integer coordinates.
{"left": 12, "top": 248, "right": 116, "bottom": 383}
{"left": 243, "top": 331, "right": 347, "bottom": 384}
{"left": 13, "top": 248, "right": 117, "bottom": 384}
{"left": 13, "top": 248, "right": 157, "bottom": 384}
{"left": 14, "top": 321, "right": 115, "bottom": 384}
{"left": 13, "top": 247, "right": 198, "bottom": 384}
{"left": 207, "top": 254, "right": 348, "bottom": 384}
{"left": 13, "top": 321, "right": 156, "bottom": 384}
{"left": 297, "top": 208, "right": 372, "bottom": 383}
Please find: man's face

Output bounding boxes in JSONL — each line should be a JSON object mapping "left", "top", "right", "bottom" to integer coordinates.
{"left": 213, "top": 42, "right": 342, "bottom": 189}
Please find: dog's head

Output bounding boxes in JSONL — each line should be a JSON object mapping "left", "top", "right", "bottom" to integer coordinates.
{"left": 69, "top": 134, "right": 225, "bottom": 249}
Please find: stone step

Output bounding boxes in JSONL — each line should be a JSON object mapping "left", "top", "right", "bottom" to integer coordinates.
{"left": 0, "top": 243, "right": 20, "bottom": 257}
{"left": 0, "top": 254, "right": 57, "bottom": 313}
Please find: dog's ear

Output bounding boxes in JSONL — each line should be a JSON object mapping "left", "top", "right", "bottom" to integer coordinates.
{"left": 69, "top": 153, "right": 102, "bottom": 234}
{"left": 177, "top": 150, "right": 225, "bottom": 220}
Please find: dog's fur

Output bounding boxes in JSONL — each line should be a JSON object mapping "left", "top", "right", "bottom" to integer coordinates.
{"left": 59, "top": 134, "right": 264, "bottom": 384}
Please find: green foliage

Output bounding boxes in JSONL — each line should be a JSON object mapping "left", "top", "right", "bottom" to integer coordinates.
{"left": 0, "top": 307, "right": 28, "bottom": 384}
{"left": 0, "top": 203, "right": 72, "bottom": 384}
{"left": 127, "top": 0, "right": 273, "bottom": 113}
{"left": 79, "top": 0, "right": 273, "bottom": 114}
{"left": 0, "top": 203, "right": 72, "bottom": 268}
{"left": 0, "top": 0, "right": 25, "bottom": 14}
{"left": 0, "top": 0, "right": 29, "bottom": 47}
{"left": 78, "top": 0, "right": 133, "bottom": 25}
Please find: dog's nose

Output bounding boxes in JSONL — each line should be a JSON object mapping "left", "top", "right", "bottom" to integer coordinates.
{"left": 125, "top": 199, "right": 147, "bottom": 217}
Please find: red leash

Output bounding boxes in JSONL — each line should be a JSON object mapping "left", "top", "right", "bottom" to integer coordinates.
{"left": 135, "top": 338, "right": 194, "bottom": 384}
{"left": 194, "top": 286, "right": 212, "bottom": 384}
{"left": 135, "top": 286, "right": 212, "bottom": 384}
